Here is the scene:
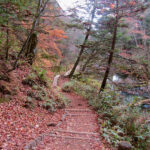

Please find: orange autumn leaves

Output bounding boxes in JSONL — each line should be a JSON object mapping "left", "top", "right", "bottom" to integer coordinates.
{"left": 100, "top": 0, "right": 137, "bottom": 13}
{"left": 38, "top": 26, "right": 67, "bottom": 58}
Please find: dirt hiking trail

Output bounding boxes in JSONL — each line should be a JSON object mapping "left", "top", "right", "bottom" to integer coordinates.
{"left": 25, "top": 77, "right": 109, "bottom": 150}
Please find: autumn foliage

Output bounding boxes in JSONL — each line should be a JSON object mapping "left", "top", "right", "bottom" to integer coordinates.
{"left": 38, "top": 27, "right": 67, "bottom": 58}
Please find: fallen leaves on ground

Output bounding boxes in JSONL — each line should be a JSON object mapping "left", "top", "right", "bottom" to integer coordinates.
{"left": 0, "top": 66, "right": 63, "bottom": 150}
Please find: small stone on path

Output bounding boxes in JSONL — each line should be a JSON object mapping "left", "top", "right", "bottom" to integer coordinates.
{"left": 47, "top": 123, "right": 57, "bottom": 127}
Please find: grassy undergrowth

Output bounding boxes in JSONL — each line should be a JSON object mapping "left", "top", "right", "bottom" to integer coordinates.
{"left": 22, "top": 65, "right": 70, "bottom": 112}
{"left": 24, "top": 84, "right": 70, "bottom": 112}
{"left": 62, "top": 76, "right": 150, "bottom": 150}
{"left": 53, "top": 87, "right": 71, "bottom": 109}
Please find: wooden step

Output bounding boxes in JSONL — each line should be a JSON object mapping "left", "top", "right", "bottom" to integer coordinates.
{"left": 65, "top": 109, "right": 92, "bottom": 112}
{"left": 53, "top": 129, "right": 99, "bottom": 136}
{"left": 50, "top": 129, "right": 99, "bottom": 139}
{"left": 66, "top": 114, "right": 96, "bottom": 116}
{"left": 49, "top": 134, "right": 100, "bottom": 141}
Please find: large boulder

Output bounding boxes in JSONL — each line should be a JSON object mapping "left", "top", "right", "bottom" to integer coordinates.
{"left": 118, "top": 141, "right": 132, "bottom": 150}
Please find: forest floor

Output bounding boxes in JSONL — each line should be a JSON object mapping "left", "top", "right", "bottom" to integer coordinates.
{"left": 0, "top": 65, "right": 63, "bottom": 150}
{"left": 27, "top": 77, "right": 109, "bottom": 150}
{"left": 0, "top": 64, "right": 109, "bottom": 150}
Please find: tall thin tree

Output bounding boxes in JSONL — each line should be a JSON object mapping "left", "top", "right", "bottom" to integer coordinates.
{"left": 99, "top": 0, "right": 119, "bottom": 93}
{"left": 99, "top": 0, "right": 149, "bottom": 93}
{"left": 12, "top": 0, "right": 49, "bottom": 70}
{"left": 68, "top": 0, "right": 97, "bottom": 78}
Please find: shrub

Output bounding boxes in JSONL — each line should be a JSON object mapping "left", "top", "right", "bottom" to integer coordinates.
{"left": 68, "top": 77, "right": 150, "bottom": 149}
{"left": 62, "top": 82, "right": 73, "bottom": 92}
{"left": 38, "top": 69, "right": 47, "bottom": 81}
{"left": 95, "top": 91, "right": 150, "bottom": 149}
{"left": 41, "top": 53, "right": 51, "bottom": 59}
{"left": 68, "top": 79, "right": 97, "bottom": 99}
{"left": 32, "top": 66, "right": 47, "bottom": 86}
{"left": 23, "top": 97, "right": 35, "bottom": 109}
{"left": 42, "top": 99, "right": 56, "bottom": 113}
{"left": 22, "top": 72, "right": 37, "bottom": 87}
{"left": 53, "top": 88, "right": 71, "bottom": 108}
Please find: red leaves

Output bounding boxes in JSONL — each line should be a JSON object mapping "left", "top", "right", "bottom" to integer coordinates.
{"left": 0, "top": 67, "right": 63, "bottom": 149}
{"left": 38, "top": 26, "right": 67, "bottom": 58}
{"left": 130, "top": 29, "right": 150, "bottom": 40}
{"left": 50, "top": 29, "right": 68, "bottom": 39}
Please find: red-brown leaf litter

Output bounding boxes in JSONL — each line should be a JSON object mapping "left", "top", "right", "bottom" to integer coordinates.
{"left": 34, "top": 77, "right": 109, "bottom": 150}
{"left": 0, "top": 67, "right": 109, "bottom": 149}
{"left": 0, "top": 66, "right": 63, "bottom": 150}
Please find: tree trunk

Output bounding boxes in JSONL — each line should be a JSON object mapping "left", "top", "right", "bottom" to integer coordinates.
{"left": 68, "top": 0, "right": 97, "bottom": 78}
{"left": 5, "top": 20, "right": 9, "bottom": 60}
{"left": 68, "top": 31, "right": 90, "bottom": 78}
{"left": 11, "top": 0, "right": 49, "bottom": 70}
{"left": 81, "top": 49, "right": 96, "bottom": 72}
{"left": 99, "top": 0, "right": 119, "bottom": 93}
{"left": 138, "top": 22, "right": 149, "bottom": 61}
{"left": 132, "top": 33, "right": 138, "bottom": 47}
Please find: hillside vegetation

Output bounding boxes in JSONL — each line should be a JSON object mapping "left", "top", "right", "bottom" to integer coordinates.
{"left": 0, "top": 0, "right": 150, "bottom": 150}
